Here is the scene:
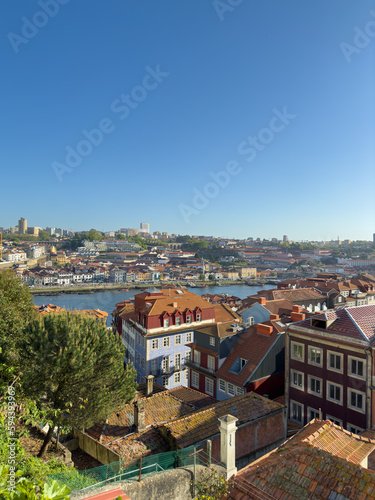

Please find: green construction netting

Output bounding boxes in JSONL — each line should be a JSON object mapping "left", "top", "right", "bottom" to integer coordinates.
{"left": 47, "top": 445, "right": 207, "bottom": 493}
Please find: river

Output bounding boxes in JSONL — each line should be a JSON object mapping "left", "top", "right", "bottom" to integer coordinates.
{"left": 32, "top": 284, "right": 275, "bottom": 326}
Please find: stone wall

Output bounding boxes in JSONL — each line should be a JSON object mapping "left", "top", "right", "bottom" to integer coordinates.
{"left": 73, "top": 429, "right": 120, "bottom": 465}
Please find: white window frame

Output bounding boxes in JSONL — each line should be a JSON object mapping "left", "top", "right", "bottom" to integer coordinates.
{"left": 209, "top": 336, "right": 215, "bottom": 346}
{"left": 347, "top": 423, "right": 364, "bottom": 434}
{"left": 307, "top": 407, "right": 320, "bottom": 421}
{"left": 194, "top": 350, "right": 201, "bottom": 364}
{"left": 186, "top": 332, "right": 192, "bottom": 343}
{"left": 247, "top": 316, "right": 254, "bottom": 326}
{"left": 291, "top": 370, "right": 304, "bottom": 391}
{"left": 174, "top": 371, "right": 181, "bottom": 384}
{"left": 175, "top": 334, "right": 182, "bottom": 346}
{"left": 327, "top": 350, "right": 343, "bottom": 374}
{"left": 326, "top": 414, "right": 343, "bottom": 427}
{"left": 162, "top": 375, "right": 169, "bottom": 387}
{"left": 186, "top": 315, "right": 192, "bottom": 324}
{"left": 219, "top": 379, "right": 226, "bottom": 393}
{"left": 327, "top": 381, "right": 343, "bottom": 405}
{"left": 162, "top": 355, "right": 169, "bottom": 372}
{"left": 175, "top": 316, "right": 181, "bottom": 326}
{"left": 348, "top": 388, "right": 366, "bottom": 413}
{"left": 174, "top": 353, "right": 181, "bottom": 370}
{"left": 236, "top": 386, "right": 244, "bottom": 396}
{"left": 291, "top": 341, "right": 304, "bottom": 362}
{"left": 207, "top": 355, "right": 215, "bottom": 371}
{"left": 205, "top": 377, "right": 214, "bottom": 396}
{"left": 196, "top": 313, "right": 201, "bottom": 322}
{"left": 348, "top": 356, "right": 365, "bottom": 380}
{"left": 308, "top": 375, "right": 322, "bottom": 397}
{"left": 227, "top": 383, "right": 235, "bottom": 396}
{"left": 151, "top": 338, "right": 159, "bottom": 350}
{"left": 191, "top": 370, "right": 199, "bottom": 389}
{"left": 163, "top": 336, "right": 170, "bottom": 348}
{"left": 308, "top": 346, "right": 322, "bottom": 367}
{"left": 185, "top": 367, "right": 189, "bottom": 381}
{"left": 163, "top": 318, "right": 170, "bottom": 328}
{"left": 290, "top": 400, "right": 303, "bottom": 424}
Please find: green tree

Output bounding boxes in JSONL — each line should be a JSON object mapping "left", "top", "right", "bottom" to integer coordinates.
{"left": 21, "top": 312, "right": 137, "bottom": 458}
{"left": 192, "top": 466, "right": 230, "bottom": 500}
{"left": 0, "top": 270, "right": 36, "bottom": 369}
{"left": 39, "top": 230, "right": 50, "bottom": 241}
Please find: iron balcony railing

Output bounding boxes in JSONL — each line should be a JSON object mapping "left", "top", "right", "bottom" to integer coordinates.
{"left": 185, "top": 359, "right": 215, "bottom": 375}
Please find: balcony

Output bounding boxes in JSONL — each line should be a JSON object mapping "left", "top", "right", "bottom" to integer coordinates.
{"left": 186, "top": 359, "right": 215, "bottom": 376}
{"left": 150, "top": 362, "right": 185, "bottom": 377}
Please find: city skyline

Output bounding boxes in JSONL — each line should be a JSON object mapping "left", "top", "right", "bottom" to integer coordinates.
{"left": 1, "top": 1, "right": 374, "bottom": 240}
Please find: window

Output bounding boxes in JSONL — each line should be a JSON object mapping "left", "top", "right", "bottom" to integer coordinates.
{"left": 174, "top": 353, "right": 181, "bottom": 370}
{"left": 240, "top": 358, "right": 247, "bottom": 370}
{"left": 162, "top": 375, "right": 169, "bottom": 387}
{"left": 163, "top": 337, "right": 170, "bottom": 348}
{"left": 174, "top": 371, "right": 181, "bottom": 384}
{"left": 327, "top": 415, "right": 343, "bottom": 426}
{"left": 348, "top": 389, "right": 365, "bottom": 412}
{"left": 227, "top": 383, "right": 235, "bottom": 396}
{"left": 196, "top": 313, "right": 201, "bottom": 322}
{"left": 192, "top": 370, "right": 199, "bottom": 389}
{"left": 290, "top": 400, "right": 303, "bottom": 423}
{"left": 327, "top": 382, "right": 342, "bottom": 404}
{"left": 209, "top": 337, "right": 215, "bottom": 347}
{"left": 307, "top": 407, "right": 320, "bottom": 421}
{"left": 151, "top": 358, "right": 158, "bottom": 374}
{"left": 175, "top": 316, "right": 181, "bottom": 326}
{"left": 247, "top": 316, "right": 254, "bottom": 326}
{"left": 219, "top": 379, "right": 226, "bottom": 393}
{"left": 186, "top": 315, "right": 192, "bottom": 324}
{"left": 308, "top": 376, "right": 322, "bottom": 397}
{"left": 309, "top": 346, "right": 322, "bottom": 367}
{"left": 349, "top": 356, "right": 364, "bottom": 379}
{"left": 328, "top": 351, "right": 343, "bottom": 373}
{"left": 186, "top": 332, "right": 192, "bottom": 343}
{"left": 185, "top": 367, "right": 189, "bottom": 381}
{"left": 205, "top": 377, "right": 214, "bottom": 396}
{"left": 194, "top": 350, "right": 201, "bottom": 364}
{"left": 291, "top": 342, "right": 304, "bottom": 361}
{"left": 236, "top": 386, "right": 244, "bottom": 396}
{"left": 347, "top": 424, "right": 364, "bottom": 434}
{"left": 151, "top": 339, "right": 158, "bottom": 350}
{"left": 162, "top": 355, "right": 169, "bottom": 373}
{"left": 291, "top": 370, "right": 304, "bottom": 390}
{"left": 164, "top": 318, "right": 170, "bottom": 328}
{"left": 175, "top": 334, "right": 181, "bottom": 345}
{"left": 207, "top": 355, "right": 215, "bottom": 371}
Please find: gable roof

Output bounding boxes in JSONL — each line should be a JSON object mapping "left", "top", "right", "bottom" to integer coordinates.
{"left": 292, "top": 304, "right": 375, "bottom": 343}
{"left": 226, "top": 420, "right": 375, "bottom": 500}
{"left": 160, "top": 392, "right": 283, "bottom": 449}
{"left": 215, "top": 321, "right": 285, "bottom": 386}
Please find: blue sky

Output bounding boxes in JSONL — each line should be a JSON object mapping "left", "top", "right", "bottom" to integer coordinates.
{"left": 1, "top": 0, "right": 374, "bottom": 241}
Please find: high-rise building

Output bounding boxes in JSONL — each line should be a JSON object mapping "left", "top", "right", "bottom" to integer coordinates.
{"left": 283, "top": 235, "right": 289, "bottom": 243}
{"left": 373, "top": 233, "right": 375, "bottom": 245}
{"left": 18, "top": 217, "right": 27, "bottom": 234}
{"left": 140, "top": 222, "right": 150, "bottom": 233}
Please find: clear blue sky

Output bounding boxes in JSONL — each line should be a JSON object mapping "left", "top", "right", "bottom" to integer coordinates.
{"left": 1, "top": 0, "right": 374, "bottom": 241}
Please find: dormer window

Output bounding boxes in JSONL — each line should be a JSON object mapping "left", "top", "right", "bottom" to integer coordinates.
{"left": 164, "top": 318, "right": 170, "bottom": 328}
{"left": 186, "top": 315, "right": 192, "bottom": 324}
{"left": 196, "top": 313, "right": 201, "bottom": 322}
{"left": 175, "top": 317, "right": 181, "bottom": 326}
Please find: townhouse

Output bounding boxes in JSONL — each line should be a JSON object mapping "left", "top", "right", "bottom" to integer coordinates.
{"left": 121, "top": 288, "right": 218, "bottom": 389}
{"left": 286, "top": 304, "right": 375, "bottom": 433}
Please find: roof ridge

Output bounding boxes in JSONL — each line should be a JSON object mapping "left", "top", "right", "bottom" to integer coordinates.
{"left": 344, "top": 308, "right": 369, "bottom": 341}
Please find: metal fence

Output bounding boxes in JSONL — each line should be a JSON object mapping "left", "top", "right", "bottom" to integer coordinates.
{"left": 47, "top": 445, "right": 210, "bottom": 494}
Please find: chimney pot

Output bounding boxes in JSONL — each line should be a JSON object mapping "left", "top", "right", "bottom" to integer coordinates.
{"left": 145, "top": 374, "right": 154, "bottom": 397}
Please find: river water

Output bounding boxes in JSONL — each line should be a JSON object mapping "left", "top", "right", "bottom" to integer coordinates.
{"left": 32, "top": 284, "right": 275, "bottom": 326}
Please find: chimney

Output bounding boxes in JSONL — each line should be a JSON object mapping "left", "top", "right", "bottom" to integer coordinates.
{"left": 259, "top": 296, "right": 266, "bottom": 305}
{"left": 172, "top": 302, "right": 178, "bottom": 308}
{"left": 133, "top": 400, "right": 146, "bottom": 433}
{"left": 256, "top": 324, "right": 273, "bottom": 336}
{"left": 291, "top": 312, "right": 306, "bottom": 322}
{"left": 218, "top": 415, "right": 238, "bottom": 479}
{"left": 145, "top": 374, "right": 154, "bottom": 397}
{"left": 292, "top": 305, "right": 303, "bottom": 313}
{"left": 270, "top": 314, "right": 279, "bottom": 320}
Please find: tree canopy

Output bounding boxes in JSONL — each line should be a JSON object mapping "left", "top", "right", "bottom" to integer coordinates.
{"left": 21, "top": 312, "right": 137, "bottom": 458}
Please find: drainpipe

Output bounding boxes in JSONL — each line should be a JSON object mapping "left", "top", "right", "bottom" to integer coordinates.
{"left": 365, "top": 345, "right": 372, "bottom": 430}
{"left": 285, "top": 325, "right": 290, "bottom": 426}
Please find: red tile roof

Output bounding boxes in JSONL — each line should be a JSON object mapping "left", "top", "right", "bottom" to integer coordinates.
{"left": 227, "top": 420, "right": 375, "bottom": 500}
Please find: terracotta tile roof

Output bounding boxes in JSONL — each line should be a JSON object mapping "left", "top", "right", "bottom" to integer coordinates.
{"left": 215, "top": 322, "right": 285, "bottom": 386}
{"left": 214, "top": 303, "right": 242, "bottom": 323}
{"left": 160, "top": 392, "right": 283, "bottom": 449}
{"left": 109, "top": 427, "right": 170, "bottom": 464}
{"left": 138, "top": 288, "right": 213, "bottom": 316}
{"left": 167, "top": 386, "right": 218, "bottom": 409}
{"left": 256, "top": 287, "right": 326, "bottom": 302}
{"left": 227, "top": 420, "right": 375, "bottom": 500}
{"left": 293, "top": 304, "right": 375, "bottom": 343}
